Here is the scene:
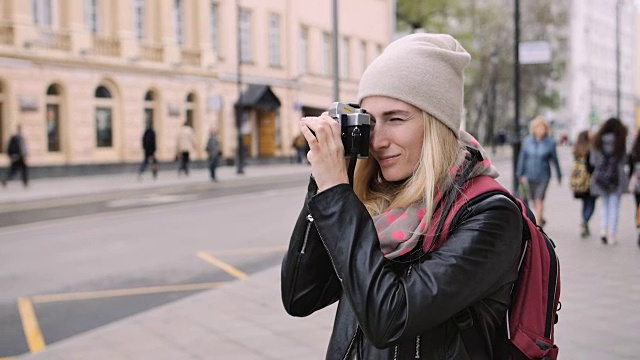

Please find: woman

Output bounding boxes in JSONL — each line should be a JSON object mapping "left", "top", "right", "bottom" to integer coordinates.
{"left": 516, "top": 116, "right": 562, "bottom": 227}
{"left": 629, "top": 129, "right": 640, "bottom": 246}
{"left": 571, "top": 130, "right": 597, "bottom": 237}
{"left": 281, "top": 33, "right": 522, "bottom": 359}
{"left": 590, "top": 117, "right": 628, "bottom": 245}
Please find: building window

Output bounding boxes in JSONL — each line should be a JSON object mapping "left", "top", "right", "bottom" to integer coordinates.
{"left": 340, "top": 37, "right": 350, "bottom": 78}
{"left": 0, "top": 82, "right": 3, "bottom": 153}
{"left": 210, "top": 2, "right": 220, "bottom": 55}
{"left": 360, "top": 40, "right": 367, "bottom": 75}
{"left": 133, "top": 0, "right": 145, "bottom": 40}
{"left": 144, "top": 90, "right": 155, "bottom": 129}
{"left": 95, "top": 85, "right": 113, "bottom": 148}
{"left": 33, "top": 0, "right": 53, "bottom": 27}
{"left": 46, "top": 84, "right": 61, "bottom": 152}
{"left": 174, "top": 0, "right": 184, "bottom": 45}
{"left": 268, "top": 13, "right": 281, "bottom": 67}
{"left": 322, "top": 32, "right": 331, "bottom": 76}
{"left": 239, "top": 8, "right": 252, "bottom": 63}
{"left": 299, "top": 26, "right": 308, "bottom": 74}
{"left": 185, "top": 93, "right": 195, "bottom": 128}
{"left": 85, "top": 0, "right": 98, "bottom": 33}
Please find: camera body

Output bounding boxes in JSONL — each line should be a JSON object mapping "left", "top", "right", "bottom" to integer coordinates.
{"left": 328, "top": 102, "right": 370, "bottom": 158}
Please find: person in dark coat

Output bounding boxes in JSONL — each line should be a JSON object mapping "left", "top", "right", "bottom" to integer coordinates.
{"left": 138, "top": 125, "right": 158, "bottom": 179}
{"left": 205, "top": 127, "right": 221, "bottom": 181}
{"left": 2, "top": 125, "right": 29, "bottom": 187}
{"left": 571, "top": 130, "right": 597, "bottom": 238}
{"left": 590, "top": 117, "right": 628, "bottom": 245}
{"left": 281, "top": 33, "right": 522, "bottom": 359}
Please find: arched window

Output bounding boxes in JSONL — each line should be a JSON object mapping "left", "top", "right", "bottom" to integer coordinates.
{"left": 95, "top": 84, "right": 113, "bottom": 147}
{"left": 144, "top": 90, "right": 155, "bottom": 129}
{"left": 46, "top": 83, "right": 62, "bottom": 152}
{"left": 185, "top": 92, "right": 195, "bottom": 128}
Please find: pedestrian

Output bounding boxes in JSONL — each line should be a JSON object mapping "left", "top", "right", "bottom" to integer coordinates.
{"left": 281, "top": 33, "right": 523, "bottom": 359}
{"left": 138, "top": 125, "right": 158, "bottom": 180}
{"left": 571, "top": 130, "right": 597, "bottom": 238}
{"left": 175, "top": 121, "right": 195, "bottom": 177}
{"left": 516, "top": 116, "right": 562, "bottom": 226}
{"left": 2, "top": 125, "right": 29, "bottom": 188}
{"left": 590, "top": 117, "right": 628, "bottom": 245}
{"left": 205, "top": 127, "right": 221, "bottom": 182}
{"left": 292, "top": 132, "right": 307, "bottom": 164}
{"left": 628, "top": 129, "right": 640, "bottom": 247}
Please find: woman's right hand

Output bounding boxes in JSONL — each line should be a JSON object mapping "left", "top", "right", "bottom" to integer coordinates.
{"left": 519, "top": 176, "right": 527, "bottom": 184}
{"left": 299, "top": 113, "right": 349, "bottom": 193}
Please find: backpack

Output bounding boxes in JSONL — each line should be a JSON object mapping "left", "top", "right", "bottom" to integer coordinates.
{"left": 569, "top": 156, "right": 591, "bottom": 194}
{"left": 7, "top": 135, "right": 21, "bottom": 156}
{"left": 427, "top": 175, "right": 560, "bottom": 360}
{"left": 594, "top": 154, "right": 619, "bottom": 192}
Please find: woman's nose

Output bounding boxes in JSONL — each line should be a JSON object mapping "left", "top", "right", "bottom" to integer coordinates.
{"left": 370, "top": 125, "right": 389, "bottom": 150}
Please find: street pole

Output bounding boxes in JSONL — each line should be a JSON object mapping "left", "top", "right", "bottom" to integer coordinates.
{"left": 332, "top": 0, "right": 340, "bottom": 101}
{"left": 615, "top": 0, "right": 622, "bottom": 119}
{"left": 235, "top": 0, "right": 244, "bottom": 174}
{"left": 512, "top": 0, "right": 521, "bottom": 192}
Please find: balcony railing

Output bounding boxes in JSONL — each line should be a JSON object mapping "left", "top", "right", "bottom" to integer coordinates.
{"left": 181, "top": 48, "right": 201, "bottom": 67}
{"left": 140, "top": 43, "right": 163, "bottom": 62}
{"left": 92, "top": 35, "right": 120, "bottom": 57}
{"left": 33, "top": 29, "right": 71, "bottom": 51}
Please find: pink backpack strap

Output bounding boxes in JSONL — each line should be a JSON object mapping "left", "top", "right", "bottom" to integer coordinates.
{"left": 425, "top": 176, "right": 509, "bottom": 249}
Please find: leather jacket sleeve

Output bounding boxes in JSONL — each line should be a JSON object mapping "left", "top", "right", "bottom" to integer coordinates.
{"left": 306, "top": 183, "right": 522, "bottom": 349}
{"left": 281, "top": 178, "right": 342, "bottom": 317}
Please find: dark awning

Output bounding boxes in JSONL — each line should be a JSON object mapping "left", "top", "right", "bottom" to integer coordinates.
{"left": 235, "top": 84, "right": 281, "bottom": 112}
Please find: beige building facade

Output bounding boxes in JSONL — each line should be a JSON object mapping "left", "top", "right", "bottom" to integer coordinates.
{"left": 0, "top": 0, "right": 394, "bottom": 167}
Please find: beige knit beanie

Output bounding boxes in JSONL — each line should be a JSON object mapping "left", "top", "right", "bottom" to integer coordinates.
{"left": 357, "top": 33, "right": 471, "bottom": 137}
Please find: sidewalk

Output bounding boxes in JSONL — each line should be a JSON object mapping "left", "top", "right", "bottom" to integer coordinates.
{"left": 0, "top": 163, "right": 313, "bottom": 206}
{"left": 14, "top": 147, "right": 640, "bottom": 359}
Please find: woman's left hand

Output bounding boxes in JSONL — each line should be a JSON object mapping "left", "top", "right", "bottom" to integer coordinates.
{"left": 299, "top": 113, "right": 349, "bottom": 192}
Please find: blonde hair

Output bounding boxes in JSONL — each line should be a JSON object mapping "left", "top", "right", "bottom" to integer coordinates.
{"left": 353, "top": 112, "right": 460, "bottom": 231}
{"left": 529, "top": 116, "right": 550, "bottom": 136}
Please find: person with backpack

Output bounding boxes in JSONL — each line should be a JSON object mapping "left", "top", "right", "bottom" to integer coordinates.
{"left": 590, "top": 117, "right": 628, "bottom": 245}
{"left": 2, "top": 125, "right": 29, "bottom": 188}
{"left": 516, "top": 116, "right": 562, "bottom": 227}
{"left": 571, "top": 130, "right": 597, "bottom": 238}
{"left": 627, "top": 129, "right": 640, "bottom": 247}
{"left": 281, "top": 33, "right": 560, "bottom": 360}
{"left": 137, "top": 124, "right": 158, "bottom": 180}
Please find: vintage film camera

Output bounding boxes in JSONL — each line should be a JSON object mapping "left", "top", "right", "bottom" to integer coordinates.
{"left": 327, "top": 102, "right": 371, "bottom": 158}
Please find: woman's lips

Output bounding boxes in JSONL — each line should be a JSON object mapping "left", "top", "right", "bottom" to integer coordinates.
{"left": 377, "top": 154, "right": 399, "bottom": 166}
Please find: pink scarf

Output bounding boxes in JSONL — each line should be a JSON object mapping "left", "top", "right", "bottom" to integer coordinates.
{"left": 375, "top": 131, "right": 499, "bottom": 259}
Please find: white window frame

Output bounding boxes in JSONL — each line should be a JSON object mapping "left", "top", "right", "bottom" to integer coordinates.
{"left": 210, "top": 2, "right": 220, "bottom": 55}
{"left": 360, "top": 40, "right": 367, "bottom": 75}
{"left": 340, "top": 37, "right": 350, "bottom": 79}
{"left": 239, "top": 8, "right": 252, "bottom": 63}
{"left": 85, "top": 0, "right": 99, "bottom": 33}
{"left": 174, "top": 0, "right": 184, "bottom": 45}
{"left": 133, "top": 0, "right": 145, "bottom": 40}
{"left": 268, "top": 13, "right": 281, "bottom": 67}
{"left": 322, "top": 32, "right": 331, "bottom": 76}
{"left": 299, "top": 26, "right": 309, "bottom": 74}
{"left": 33, "top": 0, "right": 56, "bottom": 28}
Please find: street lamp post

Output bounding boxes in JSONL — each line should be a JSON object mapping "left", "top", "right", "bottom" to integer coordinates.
{"left": 615, "top": 0, "right": 622, "bottom": 119}
{"left": 512, "top": 0, "right": 521, "bottom": 192}
{"left": 235, "top": 0, "right": 244, "bottom": 175}
{"left": 332, "top": 0, "right": 340, "bottom": 101}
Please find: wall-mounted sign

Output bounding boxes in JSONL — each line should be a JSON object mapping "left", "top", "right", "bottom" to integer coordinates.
{"left": 168, "top": 103, "right": 181, "bottom": 117}
{"left": 519, "top": 41, "right": 551, "bottom": 65}
{"left": 19, "top": 95, "right": 39, "bottom": 112}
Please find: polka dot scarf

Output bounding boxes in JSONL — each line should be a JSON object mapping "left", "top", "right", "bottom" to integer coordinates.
{"left": 375, "top": 130, "right": 499, "bottom": 259}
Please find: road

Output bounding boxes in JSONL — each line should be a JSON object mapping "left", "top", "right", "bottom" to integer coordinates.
{"left": 0, "top": 178, "right": 307, "bottom": 358}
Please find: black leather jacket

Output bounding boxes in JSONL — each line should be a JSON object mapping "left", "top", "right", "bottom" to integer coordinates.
{"left": 281, "top": 179, "right": 522, "bottom": 360}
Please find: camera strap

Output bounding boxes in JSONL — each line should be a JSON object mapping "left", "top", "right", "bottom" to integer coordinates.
{"left": 347, "top": 127, "right": 362, "bottom": 187}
